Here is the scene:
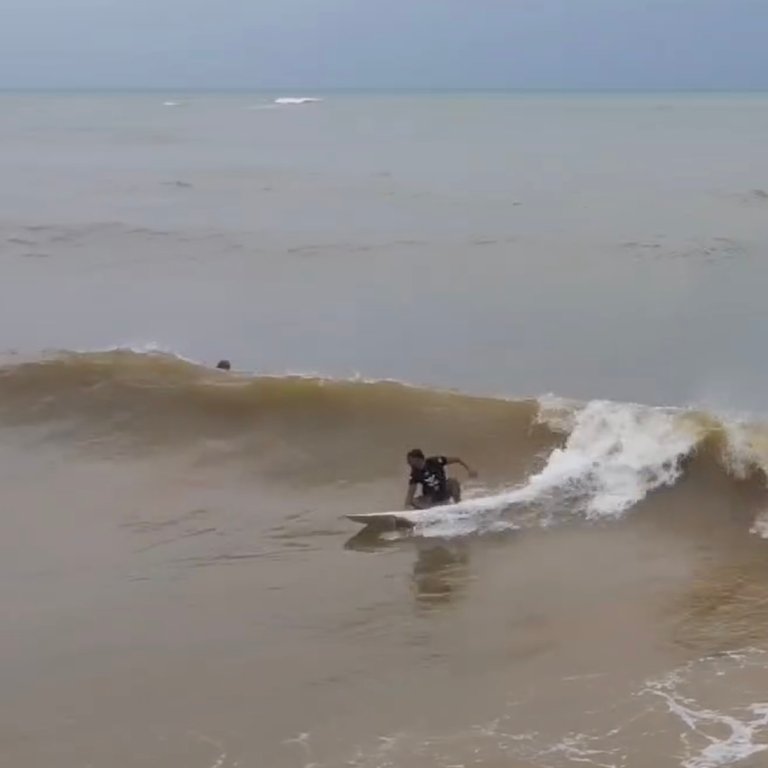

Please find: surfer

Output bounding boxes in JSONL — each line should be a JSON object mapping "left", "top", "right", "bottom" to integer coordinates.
{"left": 216, "top": 360, "right": 232, "bottom": 371}
{"left": 405, "top": 449, "right": 477, "bottom": 510}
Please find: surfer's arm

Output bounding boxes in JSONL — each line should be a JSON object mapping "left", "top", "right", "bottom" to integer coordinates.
{"left": 405, "top": 483, "right": 418, "bottom": 509}
{"left": 445, "top": 457, "right": 478, "bottom": 478}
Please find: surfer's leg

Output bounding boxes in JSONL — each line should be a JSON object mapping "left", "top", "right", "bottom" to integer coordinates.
{"left": 446, "top": 478, "right": 461, "bottom": 503}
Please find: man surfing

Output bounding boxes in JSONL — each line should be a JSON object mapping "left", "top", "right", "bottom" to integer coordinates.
{"left": 405, "top": 449, "right": 477, "bottom": 510}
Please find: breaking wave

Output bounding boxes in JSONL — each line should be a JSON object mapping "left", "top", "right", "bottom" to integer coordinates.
{"left": 1, "top": 349, "right": 767, "bottom": 534}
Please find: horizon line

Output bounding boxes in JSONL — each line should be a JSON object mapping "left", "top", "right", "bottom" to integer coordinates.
{"left": 1, "top": 86, "right": 768, "bottom": 94}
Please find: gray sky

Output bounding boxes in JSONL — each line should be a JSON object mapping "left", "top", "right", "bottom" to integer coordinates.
{"left": 1, "top": 0, "right": 766, "bottom": 90}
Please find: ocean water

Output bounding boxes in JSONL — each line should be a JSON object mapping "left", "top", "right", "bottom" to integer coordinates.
{"left": 3, "top": 92, "right": 768, "bottom": 768}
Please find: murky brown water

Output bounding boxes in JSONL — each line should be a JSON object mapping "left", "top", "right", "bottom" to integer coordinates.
{"left": 4, "top": 93, "right": 768, "bottom": 767}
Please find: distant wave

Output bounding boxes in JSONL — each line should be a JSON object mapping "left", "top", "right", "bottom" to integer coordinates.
{"left": 274, "top": 97, "right": 322, "bottom": 105}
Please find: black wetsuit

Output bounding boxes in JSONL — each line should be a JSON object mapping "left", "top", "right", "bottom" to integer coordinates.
{"left": 410, "top": 456, "right": 450, "bottom": 503}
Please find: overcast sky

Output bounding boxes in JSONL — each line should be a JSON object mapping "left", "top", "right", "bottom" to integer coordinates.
{"left": 1, "top": 0, "right": 766, "bottom": 90}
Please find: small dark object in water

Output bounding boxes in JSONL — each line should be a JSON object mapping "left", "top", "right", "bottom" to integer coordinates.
{"left": 216, "top": 360, "right": 231, "bottom": 371}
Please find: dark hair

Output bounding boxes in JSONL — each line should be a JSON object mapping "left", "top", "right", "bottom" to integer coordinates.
{"left": 216, "top": 360, "right": 232, "bottom": 371}
{"left": 407, "top": 448, "right": 425, "bottom": 460}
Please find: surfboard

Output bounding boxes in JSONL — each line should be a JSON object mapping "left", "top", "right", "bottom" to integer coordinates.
{"left": 345, "top": 492, "right": 509, "bottom": 531}
{"left": 345, "top": 511, "right": 426, "bottom": 530}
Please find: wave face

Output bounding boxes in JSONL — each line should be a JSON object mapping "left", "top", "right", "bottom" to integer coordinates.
{"left": 1, "top": 350, "right": 767, "bottom": 533}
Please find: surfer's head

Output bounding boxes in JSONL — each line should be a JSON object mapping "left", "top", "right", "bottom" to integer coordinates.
{"left": 216, "top": 360, "right": 232, "bottom": 371}
{"left": 407, "top": 448, "right": 426, "bottom": 470}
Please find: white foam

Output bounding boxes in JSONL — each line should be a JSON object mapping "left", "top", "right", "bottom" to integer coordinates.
{"left": 416, "top": 399, "right": 703, "bottom": 537}
{"left": 751, "top": 512, "right": 768, "bottom": 538}
{"left": 533, "top": 399, "right": 702, "bottom": 518}
{"left": 720, "top": 418, "right": 768, "bottom": 479}
{"left": 274, "top": 97, "right": 322, "bottom": 105}
{"left": 702, "top": 414, "right": 768, "bottom": 537}
{"left": 341, "top": 649, "right": 768, "bottom": 768}
{"left": 101, "top": 341, "right": 176, "bottom": 355}
{"left": 71, "top": 342, "right": 204, "bottom": 368}
{"left": 546, "top": 733, "right": 622, "bottom": 767}
{"left": 646, "top": 651, "right": 768, "bottom": 768}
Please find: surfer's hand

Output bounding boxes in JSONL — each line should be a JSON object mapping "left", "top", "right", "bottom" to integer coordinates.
{"left": 468, "top": 468, "right": 478, "bottom": 479}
